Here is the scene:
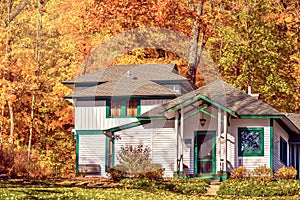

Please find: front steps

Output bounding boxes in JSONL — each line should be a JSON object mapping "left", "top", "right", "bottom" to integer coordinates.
{"left": 204, "top": 180, "right": 222, "bottom": 196}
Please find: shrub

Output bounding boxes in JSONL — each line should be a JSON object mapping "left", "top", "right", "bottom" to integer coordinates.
{"left": 107, "top": 144, "right": 164, "bottom": 181}
{"left": 229, "top": 166, "right": 249, "bottom": 179}
{"left": 119, "top": 178, "right": 209, "bottom": 195}
{"left": 251, "top": 165, "right": 272, "bottom": 182}
{"left": 275, "top": 166, "right": 298, "bottom": 179}
{"left": 217, "top": 178, "right": 300, "bottom": 197}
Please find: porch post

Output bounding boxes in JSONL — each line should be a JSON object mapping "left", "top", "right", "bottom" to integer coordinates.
{"left": 223, "top": 112, "right": 228, "bottom": 173}
{"left": 174, "top": 110, "right": 179, "bottom": 176}
{"left": 217, "top": 108, "right": 222, "bottom": 173}
{"left": 179, "top": 107, "right": 184, "bottom": 174}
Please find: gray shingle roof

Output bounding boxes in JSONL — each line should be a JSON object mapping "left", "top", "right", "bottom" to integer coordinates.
{"left": 141, "top": 79, "right": 283, "bottom": 118}
{"left": 286, "top": 113, "right": 300, "bottom": 130}
{"left": 63, "top": 63, "right": 187, "bottom": 84}
{"left": 65, "top": 79, "right": 179, "bottom": 98}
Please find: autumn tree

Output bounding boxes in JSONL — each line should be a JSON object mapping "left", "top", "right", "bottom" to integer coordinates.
{"left": 0, "top": 0, "right": 76, "bottom": 177}
{"left": 208, "top": 0, "right": 299, "bottom": 112}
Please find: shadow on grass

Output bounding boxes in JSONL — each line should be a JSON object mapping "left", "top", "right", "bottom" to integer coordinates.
{"left": 1, "top": 178, "right": 211, "bottom": 196}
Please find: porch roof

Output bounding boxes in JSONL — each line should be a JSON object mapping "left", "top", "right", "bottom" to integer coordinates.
{"left": 141, "top": 79, "right": 283, "bottom": 119}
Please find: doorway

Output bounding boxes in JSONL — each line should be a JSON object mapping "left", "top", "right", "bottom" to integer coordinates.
{"left": 194, "top": 131, "right": 216, "bottom": 174}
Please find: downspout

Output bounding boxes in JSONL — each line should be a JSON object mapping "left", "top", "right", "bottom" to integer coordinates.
{"left": 174, "top": 111, "right": 179, "bottom": 176}
{"left": 217, "top": 108, "right": 222, "bottom": 174}
{"left": 223, "top": 112, "right": 228, "bottom": 178}
{"left": 180, "top": 107, "right": 184, "bottom": 175}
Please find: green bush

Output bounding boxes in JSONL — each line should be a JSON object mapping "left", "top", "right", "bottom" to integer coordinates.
{"left": 274, "top": 166, "right": 298, "bottom": 179}
{"left": 119, "top": 178, "right": 209, "bottom": 195}
{"left": 107, "top": 144, "right": 164, "bottom": 181}
{"left": 217, "top": 179, "right": 300, "bottom": 197}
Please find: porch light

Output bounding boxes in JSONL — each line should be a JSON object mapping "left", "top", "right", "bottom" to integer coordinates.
{"left": 200, "top": 118, "right": 206, "bottom": 127}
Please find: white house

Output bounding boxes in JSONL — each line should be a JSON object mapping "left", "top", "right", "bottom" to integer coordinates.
{"left": 63, "top": 63, "right": 300, "bottom": 179}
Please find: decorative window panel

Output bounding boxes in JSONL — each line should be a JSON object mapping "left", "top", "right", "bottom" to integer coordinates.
{"left": 238, "top": 127, "right": 264, "bottom": 156}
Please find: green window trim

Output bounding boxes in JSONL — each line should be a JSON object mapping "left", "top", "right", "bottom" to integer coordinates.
{"left": 270, "top": 119, "right": 273, "bottom": 170}
{"left": 238, "top": 127, "right": 264, "bottom": 157}
{"left": 106, "top": 99, "right": 141, "bottom": 118}
{"left": 280, "top": 137, "right": 288, "bottom": 165}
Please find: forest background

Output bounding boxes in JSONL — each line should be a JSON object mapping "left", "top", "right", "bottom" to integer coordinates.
{"left": 0, "top": 0, "right": 299, "bottom": 178}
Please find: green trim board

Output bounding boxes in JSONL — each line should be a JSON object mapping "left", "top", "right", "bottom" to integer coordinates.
{"left": 165, "top": 94, "right": 203, "bottom": 113}
{"left": 238, "top": 127, "right": 264, "bottom": 156}
{"left": 75, "top": 133, "right": 79, "bottom": 175}
{"left": 76, "top": 130, "right": 103, "bottom": 135}
{"left": 194, "top": 131, "right": 216, "bottom": 175}
{"left": 197, "top": 94, "right": 236, "bottom": 116}
{"left": 270, "top": 119, "right": 273, "bottom": 170}
{"left": 112, "top": 133, "right": 115, "bottom": 167}
{"left": 165, "top": 94, "right": 237, "bottom": 118}
{"left": 240, "top": 115, "right": 283, "bottom": 119}
{"left": 182, "top": 105, "right": 209, "bottom": 121}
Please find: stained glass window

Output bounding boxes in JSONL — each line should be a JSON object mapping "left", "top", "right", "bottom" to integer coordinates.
{"left": 238, "top": 128, "right": 264, "bottom": 156}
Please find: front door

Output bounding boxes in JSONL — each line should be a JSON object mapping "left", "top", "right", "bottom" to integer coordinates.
{"left": 194, "top": 131, "right": 216, "bottom": 174}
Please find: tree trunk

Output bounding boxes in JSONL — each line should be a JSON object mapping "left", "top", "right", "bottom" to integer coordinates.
{"left": 0, "top": 105, "right": 4, "bottom": 149}
{"left": 28, "top": 0, "right": 42, "bottom": 161}
{"left": 4, "top": 0, "right": 29, "bottom": 27}
{"left": 27, "top": 94, "right": 35, "bottom": 161}
{"left": 8, "top": 103, "right": 14, "bottom": 145}
{"left": 187, "top": 1, "right": 204, "bottom": 84}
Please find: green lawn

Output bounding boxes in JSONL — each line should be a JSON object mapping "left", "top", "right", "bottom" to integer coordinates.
{"left": 0, "top": 179, "right": 300, "bottom": 200}
{"left": 0, "top": 179, "right": 211, "bottom": 200}
{"left": 0, "top": 187, "right": 205, "bottom": 200}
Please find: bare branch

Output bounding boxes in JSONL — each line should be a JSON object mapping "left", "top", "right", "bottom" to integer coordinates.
{"left": 4, "top": 0, "right": 30, "bottom": 27}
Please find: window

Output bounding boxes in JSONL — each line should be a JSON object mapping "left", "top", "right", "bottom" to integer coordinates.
{"left": 126, "top": 100, "right": 138, "bottom": 116}
{"left": 108, "top": 99, "right": 139, "bottom": 117}
{"left": 110, "top": 101, "right": 122, "bottom": 116}
{"left": 280, "top": 137, "right": 287, "bottom": 165}
{"left": 238, "top": 128, "right": 264, "bottom": 156}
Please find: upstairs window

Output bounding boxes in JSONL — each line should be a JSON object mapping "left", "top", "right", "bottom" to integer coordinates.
{"left": 126, "top": 100, "right": 138, "bottom": 116}
{"left": 110, "top": 101, "right": 122, "bottom": 116}
{"left": 108, "top": 99, "right": 139, "bottom": 117}
{"left": 280, "top": 137, "right": 288, "bottom": 165}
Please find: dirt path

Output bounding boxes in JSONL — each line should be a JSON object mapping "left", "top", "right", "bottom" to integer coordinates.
{"left": 204, "top": 181, "right": 221, "bottom": 196}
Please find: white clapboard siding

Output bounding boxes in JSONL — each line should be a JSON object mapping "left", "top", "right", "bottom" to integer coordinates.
{"left": 226, "top": 132, "right": 236, "bottom": 171}
{"left": 114, "top": 128, "right": 152, "bottom": 167}
{"left": 75, "top": 107, "right": 102, "bottom": 130}
{"left": 140, "top": 99, "right": 171, "bottom": 114}
{"left": 75, "top": 106, "right": 138, "bottom": 130}
{"left": 230, "top": 119, "right": 271, "bottom": 171}
{"left": 79, "top": 134, "right": 106, "bottom": 176}
{"left": 114, "top": 127, "right": 175, "bottom": 177}
{"left": 273, "top": 121, "right": 289, "bottom": 172}
{"left": 183, "top": 143, "right": 191, "bottom": 169}
{"left": 183, "top": 143, "right": 194, "bottom": 174}
{"left": 152, "top": 129, "right": 176, "bottom": 177}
